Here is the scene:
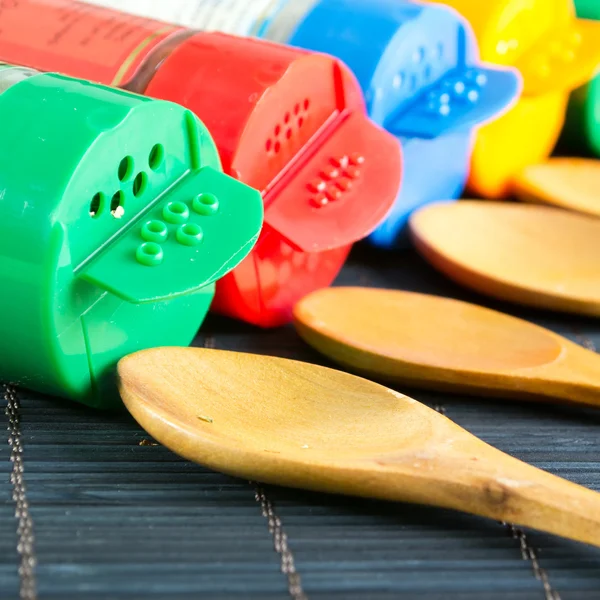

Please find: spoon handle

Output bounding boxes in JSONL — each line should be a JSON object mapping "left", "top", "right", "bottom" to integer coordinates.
{"left": 468, "top": 454, "right": 600, "bottom": 547}
{"left": 518, "top": 341, "right": 600, "bottom": 408}
{"left": 374, "top": 436, "right": 600, "bottom": 547}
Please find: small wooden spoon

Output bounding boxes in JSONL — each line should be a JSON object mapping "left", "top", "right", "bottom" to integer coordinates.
{"left": 514, "top": 158, "right": 600, "bottom": 217}
{"left": 409, "top": 201, "right": 600, "bottom": 316}
{"left": 118, "top": 347, "right": 600, "bottom": 548}
{"left": 293, "top": 287, "right": 600, "bottom": 407}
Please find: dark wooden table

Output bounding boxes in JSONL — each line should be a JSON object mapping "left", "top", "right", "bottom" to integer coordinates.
{"left": 2, "top": 247, "right": 600, "bottom": 599}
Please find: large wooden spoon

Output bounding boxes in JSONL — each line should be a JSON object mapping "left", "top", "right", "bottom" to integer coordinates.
{"left": 118, "top": 347, "right": 600, "bottom": 548}
{"left": 293, "top": 287, "right": 600, "bottom": 407}
{"left": 409, "top": 201, "right": 600, "bottom": 316}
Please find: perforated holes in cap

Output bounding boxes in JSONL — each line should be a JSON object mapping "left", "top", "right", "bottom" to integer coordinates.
{"left": 133, "top": 172, "right": 148, "bottom": 197}
{"left": 149, "top": 144, "right": 165, "bottom": 171}
{"left": 118, "top": 156, "right": 134, "bottom": 182}
{"left": 90, "top": 192, "right": 104, "bottom": 218}
{"left": 111, "top": 191, "right": 125, "bottom": 219}
{"left": 413, "top": 48, "right": 425, "bottom": 63}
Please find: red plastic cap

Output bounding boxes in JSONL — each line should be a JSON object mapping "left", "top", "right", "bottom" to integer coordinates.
{"left": 146, "top": 32, "right": 402, "bottom": 326}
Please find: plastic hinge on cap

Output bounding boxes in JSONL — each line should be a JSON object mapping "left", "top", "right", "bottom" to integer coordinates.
{"left": 79, "top": 166, "right": 263, "bottom": 303}
{"left": 264, "top": 110, "right": 401, "bottom": 251}
{"left": 514, "top": 19, "right": 600, "bottom": 96}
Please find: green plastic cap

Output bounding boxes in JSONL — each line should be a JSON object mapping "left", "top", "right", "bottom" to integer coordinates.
{"left": 0, "top": 66, "right": 263, "bottom": 408}
{"left": 574, "top": 0, "right": 600, "bottom": 20}
{"left": 562, "top": 5, "right": 600, "bottom": 155}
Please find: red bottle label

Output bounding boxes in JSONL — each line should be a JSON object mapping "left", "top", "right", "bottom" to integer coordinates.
{"left": 0, "top": 0, "right": 178, "bottom": 85}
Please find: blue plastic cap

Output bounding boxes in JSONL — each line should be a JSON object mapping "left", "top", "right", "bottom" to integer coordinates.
{"left": 287, "top": 0, "right": 425, "bottom": 113}
{"left": 261, "top": 0, "right": 522, "bottom": 248}
{"left": 281, "top": 0, "right": 520, "bottom": 134}
{"left": 368, "top": 133, "right": 473, "bottom": 247}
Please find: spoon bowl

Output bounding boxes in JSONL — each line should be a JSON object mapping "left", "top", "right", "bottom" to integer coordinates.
{"left": 514, "top": 158, "right": 600, "bottom": 217}
{"left": 409, "top": 201, "right": 600, "bottom": 316}
{"left": 293, "top": 287, "right": 600, "bottom": 407}
{"left": 119, "top": 347, "right": 600, "bottom": 548}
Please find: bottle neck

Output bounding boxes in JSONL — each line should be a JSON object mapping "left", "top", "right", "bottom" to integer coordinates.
{"left": 0, "top": 66, "right": 39, "bottom": 95}
{"left": 123, "top": 29, "right": 197, "bottom": 94}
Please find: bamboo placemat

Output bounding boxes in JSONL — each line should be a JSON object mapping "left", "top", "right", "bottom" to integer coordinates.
{"left": 2, "top": 247, "right": 600, "bottom": 600}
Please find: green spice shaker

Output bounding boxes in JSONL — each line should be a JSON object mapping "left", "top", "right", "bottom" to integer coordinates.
{"left": 0, "top": 65, "right": 263, "bottom": 408}
{"left": 573, "top": 0, "right": 600, "bottom": 19}
{"left": 563, "top": 0, "right": 600, "bottom": 155}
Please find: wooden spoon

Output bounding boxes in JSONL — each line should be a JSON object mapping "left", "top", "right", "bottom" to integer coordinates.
{"left": 514, "top": 158, "right": 600, "bottom": 217}
{"left": 293, "top": 287, "right": 600, "bottom": 407}
{"left": 409, "top": 201, "right": 600, "bottom": 316}
{"left": 118, "top": 347, "right": 600, "bottom": 548}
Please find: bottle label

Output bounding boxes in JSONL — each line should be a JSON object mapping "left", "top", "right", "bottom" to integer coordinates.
{"left": 0, "top": 0, "right": 179, "bottom": 86}
{"left": 84, "top": 0, "right": 286, "bottom": 37}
